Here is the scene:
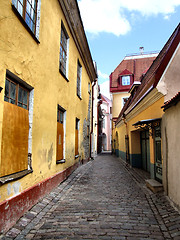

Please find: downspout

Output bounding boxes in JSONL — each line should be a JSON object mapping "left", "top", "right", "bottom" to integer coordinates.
{"left": 90, "top": 79, "right": 97, "bottom": 159}
{"left": 122, "top": 114, "right": 130, "bottom": 163}
{"left": 122, "top": 114, "right": 128, "bottom": 135}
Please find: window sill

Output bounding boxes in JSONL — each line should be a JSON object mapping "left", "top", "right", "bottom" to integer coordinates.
{"left": 59, "top": 69, "right": 69, "bottom": 82}
{"left": 56, "top": 159, "right": 66, "bottom": 164}
{"left": 0, "top": 169, "right": 33, "bottom": 186}
{"left": 12, "top": 4, "right": 40, "bottom": 44}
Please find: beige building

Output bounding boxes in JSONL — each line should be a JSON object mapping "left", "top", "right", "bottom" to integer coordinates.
{"left": 159, "top": 41, "right": 180, "bottom": 209}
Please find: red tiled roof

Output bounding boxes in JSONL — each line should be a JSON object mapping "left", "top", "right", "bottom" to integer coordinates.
{"left": 161, "top": 92, "right": 180, "bottom": 111}
{"left": 110, "top": 55, "right": 157, "bottom": 89}
{"left": 119, "top": 69, "right": 133, "bottom": 76}
{"left": 116, "top": 23, "right": 180, "bottom": 125}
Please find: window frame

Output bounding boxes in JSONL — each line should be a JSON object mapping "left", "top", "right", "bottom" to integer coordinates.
{"left": 122, "top": 75, "right": 131, "bottom": 86}
{"left": 0, "top": 71, "right": 34, "bottom": 184}
{"left": 77, "top": 59, "right": 82, "bottom": 99}
{"left": 59, "top": 22, "right": 69, "bottom": 81}
{"left": 12, "top": 0, "right": 41, "bottom": 42}
{"left": 56, "top": 105, "right": 66, "bottom": 164}
{"left": 4, "top": 77, "right": 29, "bottom": 110}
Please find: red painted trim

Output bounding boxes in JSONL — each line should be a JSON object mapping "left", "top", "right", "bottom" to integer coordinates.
{"left": 118, "top": 69, "right": 133, "bottom": 76}
{"left": 0, "top": 162, "right": 80, "bottom": 233}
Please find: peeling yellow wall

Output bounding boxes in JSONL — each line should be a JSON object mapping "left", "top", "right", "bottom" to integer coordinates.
{"left": 0, "top": 0, "right": 92, "bottom": 202}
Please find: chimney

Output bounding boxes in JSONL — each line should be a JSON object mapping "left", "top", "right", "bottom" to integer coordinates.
{"left": 139, "top": 47, "right": 144, "bottom": 54}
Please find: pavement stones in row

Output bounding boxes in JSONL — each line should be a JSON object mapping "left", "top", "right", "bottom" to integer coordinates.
{"left": 1, "top": 153, "right": 180, "bottom": 239}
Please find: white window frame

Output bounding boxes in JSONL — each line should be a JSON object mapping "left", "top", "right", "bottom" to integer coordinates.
{"left": 12, "top": 0, "right": 41, "bottom": 40}
{"left": 122, "top": 75, "right": 130, "bottom": 86}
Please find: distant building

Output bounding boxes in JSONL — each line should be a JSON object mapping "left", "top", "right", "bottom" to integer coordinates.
{"left": 101, "top": 94, "right": 112, "bottom": 151}
{"left": 110, "top": 50, "right": 158, "bottom": 154}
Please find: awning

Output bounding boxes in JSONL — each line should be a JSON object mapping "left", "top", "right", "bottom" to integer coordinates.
{"left": 132, "top": 118, "right": 161, "bottom": 136}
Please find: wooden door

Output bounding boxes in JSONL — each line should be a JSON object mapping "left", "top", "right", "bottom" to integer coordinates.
{"left": 141, "top": 130, "right": 150, "bottom": 172}
{"left": 1, "top": 102, "right": 29, "bottom": 177}
{"left": 56, "top": 109, "right": 64, "bottom": 161}
{"left": 75, "top": 118, "right": 79, "bottom": 156}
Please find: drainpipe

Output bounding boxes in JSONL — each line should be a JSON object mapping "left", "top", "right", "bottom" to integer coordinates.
{"left": 90, "top": 79, "right": 97, "bottom": 159}
{"left": 122, "top": 114, "right": 130, "bottom": 163}
{"left": 122, "top": 114, "right": 128, "bottom": 134}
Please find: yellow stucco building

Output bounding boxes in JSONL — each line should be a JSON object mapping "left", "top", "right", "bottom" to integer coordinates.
{"left": 0, "top": 0, "right": 97, "bottom": 232}
{"left": 112, "top": 23, "right": 180, "bottom": 200}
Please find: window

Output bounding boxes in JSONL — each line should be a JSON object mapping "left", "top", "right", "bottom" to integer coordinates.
{"left": 1, "top": 73, "right": 33, "bottom": 179}
{"left": 59, "top": 23, "right": 69, "bottom": 78}
{"left": 56, "top": 106, "right": 66, "bottom": 163}
{"left": 123, "top": 97, "right": 128, "bottom": 106}
{"left": 122, "top": 76, "right": 130, "bottom": 86}
{"left": 5, "top": 78, "right": 29, "bottom": 110}
{"left": 77, "top": 60, "right": 82, "bottom": 98}
{"left": 75, "top": 118, "right": 79, "bottom": 157}
{"left": 12, "top": 0, "right": 40, "bottom": 37}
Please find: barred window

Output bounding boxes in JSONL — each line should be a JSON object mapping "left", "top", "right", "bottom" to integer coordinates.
{"left": 12, "top": 0, "right": 38, "bottom": 35}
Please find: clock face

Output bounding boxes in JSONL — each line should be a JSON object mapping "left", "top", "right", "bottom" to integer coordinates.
{"left": 122, "top": 76, "right": 130, "bottom": 85}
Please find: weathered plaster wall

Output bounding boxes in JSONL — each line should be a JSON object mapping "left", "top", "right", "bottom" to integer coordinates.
{"left": 0, "top": 0, "right": 92, "bottom": 203}
{"left": 162, "top": 101, "right": 180, "bottom": 209}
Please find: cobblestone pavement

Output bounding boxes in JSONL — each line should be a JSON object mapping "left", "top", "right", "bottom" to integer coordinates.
{"left": 1, "top": 153, "right": 180, "bottom": 240}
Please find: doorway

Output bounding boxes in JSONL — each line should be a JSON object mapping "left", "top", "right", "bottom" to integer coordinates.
{"left": 154, "top": 126, "right": 162, "bottom": 182}
{"left": 140, "top": 130, "right": 150, "bottom": 172}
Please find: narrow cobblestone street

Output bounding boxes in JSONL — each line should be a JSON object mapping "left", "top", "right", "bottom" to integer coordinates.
{"left": 1, "top": 153, "right": 180, "bottom": 240}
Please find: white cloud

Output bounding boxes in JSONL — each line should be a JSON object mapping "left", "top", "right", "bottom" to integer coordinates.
{"left": 78, "top": 0, "right": 131, "bottom": 36}
{"left": 78, "top": 0, "right": 180, "bottom": 36}
{"left": 98, "top": 70, "right": 109, "bottom": 80}
{"left": 99, "top": 80, "right": 111, "bottom": 99}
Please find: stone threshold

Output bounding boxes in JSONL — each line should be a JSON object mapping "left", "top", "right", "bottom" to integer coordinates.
{"left": 145, "top": 179, "right": 163, "bottom": 193}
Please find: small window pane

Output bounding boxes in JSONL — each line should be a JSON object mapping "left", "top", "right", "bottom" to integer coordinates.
{"left": 57, "top": 110, "right": 60, "bottom": 122}
{"left": 60, "top": 112, "right": 63, "bottom": 123}
{"left": 17, "top": 0, "right": 23, "bottom": 16}
{"left": 23, "top": 89, "right": 28, "bottom": 105}
{"left": 18, "top": 102, "right": 23, "bottom": 107}
{"left": 18, "top": 86, "right": 23, "bottom": 103}
{"left": 26, "top": 1, "right": 31, "bottom": 14}
{"left": 5, "top": 79, "right": 10, "bottom": 99}
{"left": 122, "top": 76, "right": 130, "bottom": 86}
{"left": 10, "top": 99, "right": 16, "bottom": 104}
{"left": 4, "top": 96, "right": 9, "bottom": 102}
{"left": 10, "top": 82, "right": 16, "bottom": 101}
{"left": 23, "top": 105, "right": 27, "bottom": 110}
{"left": 12, "top": 0, "right": 17, "bottom": 7}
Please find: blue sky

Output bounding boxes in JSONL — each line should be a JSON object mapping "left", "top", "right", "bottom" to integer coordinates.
{"left": 77, "top": 0, "right": 180, "bottom": 98}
